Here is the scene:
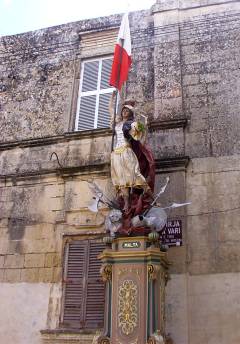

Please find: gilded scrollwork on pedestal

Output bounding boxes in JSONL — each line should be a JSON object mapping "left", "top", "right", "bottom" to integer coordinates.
{"left": 148, "top": 264, "right": 160, "bottom": 280}
{"left": 98, "top": 338, "right": 110, "bottom": 344}
{"left": 100, "top": 264, "right": 112, "bottom": 282}
{"left": 118, "top": 279, "right": 138, "bottom": 336}
{"left": 164, "top": 271, "right": 170, "bottom": 286}
{"left": 95, "top": 335, "right": 111, "bottom": 344}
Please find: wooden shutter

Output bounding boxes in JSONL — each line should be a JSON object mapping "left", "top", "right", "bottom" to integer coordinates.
{"left": 81, "top": 60, "right": 99, "bottom": 92}
{"left": 63, "top": 240, "right": 87, "bottom": 328}
{"left": 97, "top": 58, "right": 113, "bottom": 128}
{"left": 97, "top": 93, "right": 111, "bottom": 128}
{"left": 85, "top": 241, "right": 106, "bottom": 328}
{"left": 76, "top": 57, "right": 113, "bottom": 131}
{"left": 62, "top": 239, "right": 105, "bottom": 329}
{"left": 77, "top": 95, "right": 97, "bottom": 130}
{"left": 100, "top": 58, "right": 113, "bottom": 89}
{"left": 77, "top": 60, "right": 99, "bottom": 131}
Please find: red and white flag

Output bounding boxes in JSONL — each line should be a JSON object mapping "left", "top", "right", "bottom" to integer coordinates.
{"left": 109, "top": 13, "right": 132, "bottom": 90}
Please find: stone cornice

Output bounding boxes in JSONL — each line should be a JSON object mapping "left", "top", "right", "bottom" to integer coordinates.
{"left": 0, "top": 157, "right": 190, "bottom": 182}
{"left": 40, "top": 329, "right": 96, "bottom": 344}
{"left": 41, "top": 328, "right": 97, "bottom": 335}
{"left": 149, "top": 118, "right": 188, "bottom": 131}
{"left": 0, "top": 162, "right": 110, "bottom": 182}
{"left": 152, "top": 0, "right": 238, "bottom": 13}
{"left": 155, "top": 156, "right": 190, "bottom": 172}
{"left": 0, "top": 128, "right": 112, "bottom": 151}
{"left": 0, "top": 119, "right": 189, "bottom": 151}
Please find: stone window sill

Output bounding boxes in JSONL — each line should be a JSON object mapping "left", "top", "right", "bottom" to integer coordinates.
{"left": 40, "top": 328, "right": 101, "bottom": 344}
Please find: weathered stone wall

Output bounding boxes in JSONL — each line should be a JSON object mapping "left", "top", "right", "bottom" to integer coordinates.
{"left": 0, "top": 0, "right": 240, "bottom": 343}
{"left": 0, "top": 168, "right": 111, "bottom": 343}
{"left": 0, "top": 11, "right": 154, "bottom": 142}
{"left": 0, "top": 14, "right": 119, "bottom": 142}
{"left": 152, "top": 1, "right": 240, "bottom": 343}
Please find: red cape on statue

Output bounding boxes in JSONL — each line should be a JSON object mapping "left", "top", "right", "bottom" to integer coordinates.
{"left": 117, "top": 137, "right": 156, "bottom": 236}
{"left": 131, "top": 140, "right": 155, "bottom": 193}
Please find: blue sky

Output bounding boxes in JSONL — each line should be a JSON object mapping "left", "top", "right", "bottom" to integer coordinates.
{"left": 0, "top": 0, "right": 156, "bottom": 36}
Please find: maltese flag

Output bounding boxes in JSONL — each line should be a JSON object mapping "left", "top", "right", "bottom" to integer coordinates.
{"left": 109, "top": 13, "right": 132, "bottom": 90}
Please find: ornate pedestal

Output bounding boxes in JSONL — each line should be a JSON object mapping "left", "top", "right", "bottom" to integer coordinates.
{"left": 98, "top": 236, "right": 170, "bottom": 344}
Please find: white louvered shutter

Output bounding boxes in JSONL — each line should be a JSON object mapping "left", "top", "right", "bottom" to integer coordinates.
{"left": 82, "top": 60, "right": 99, "bottom": 92}
{"left": 75, "top": 57, "right": 114, "bottom": 131}
{"left": 98, "top": 93, "right": 111, "bottom": 128}
{"left": 100, "top": 58, "right": 113, "bottom": 89}
{"left": 78, "top": 95, "right": 97, "bottom": 130}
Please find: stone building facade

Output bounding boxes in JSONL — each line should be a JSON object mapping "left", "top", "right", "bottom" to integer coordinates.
{"left": 0, "top": 0, "right": 240, "bottom": 343}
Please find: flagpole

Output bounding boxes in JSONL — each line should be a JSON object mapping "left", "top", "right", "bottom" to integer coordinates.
{"left": 111, "top": 38, "right": 124, "bottom": 152}
{"left": 111, "top": 92, "right": 118, "bottom": 151}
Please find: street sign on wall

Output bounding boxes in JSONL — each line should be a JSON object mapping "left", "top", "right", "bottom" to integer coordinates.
{"left": 160, "top": 219, "right": 182, "bottom": 247}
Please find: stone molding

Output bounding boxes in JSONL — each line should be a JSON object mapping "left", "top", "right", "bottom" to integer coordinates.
{"left": 0, "top": 156, "right": 189, "bottom": 182}
{"left": 152, "top": 0, "right": 239, "bottom": 13}
{"left": 149, "top": 118, "right": 188, "bottom": 131}
{"left": 0, "top": 119, "right": 189, "bottom": 151}
{"left": 40, "top": 329, "right": 97, "bottom": 344}
{"left": 0, "top": 162, "right": 110, "bottom": 182}
{"left": 155, "top": 157, "right": 189, "bottom": 172}
{"left": 0, "top": 123, "right": 190, "bottom": 182}
{"left": 0, "top": 128, "right": 112, "bottom": 151}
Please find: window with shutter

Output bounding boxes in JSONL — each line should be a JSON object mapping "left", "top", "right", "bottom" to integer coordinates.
{"left": 75, "top": 57, "right": 114, "bottom": 131}
{"left": 85, "top": 241, "right": 105, "bottom": 328}
{"left": 62, "top": 239, "right": 105, "bottom": 329}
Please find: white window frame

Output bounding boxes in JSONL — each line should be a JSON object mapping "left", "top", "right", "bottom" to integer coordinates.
{"left": 75, "top": 56, "right": 114, "bottom": 131}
